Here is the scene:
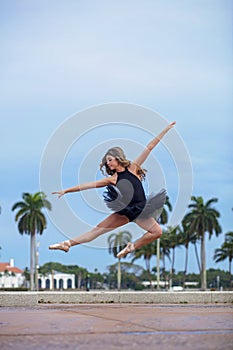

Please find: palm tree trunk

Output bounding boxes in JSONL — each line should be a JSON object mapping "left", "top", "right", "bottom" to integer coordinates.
{"left": 200, "top": 233, "right": 207, "bottom": 290}
{"left": 117, "top": 258, "right": 121, "bottom": 291}
{"left": 145, "top": 258, "right": 152, "bottom": 288}
{"left": 169, "top": 248, "right": 175, "bottom": 290}
{"left": 35, "top": 241, "right": 39, "bottom": 291}
{"left": 229, "top": 257, "right": 232, "bottom": 289}
{"left": 162, "top": 251, "right": 166, "bottom": 272}
{"left": 183, "top": 244, "right": 189, "bottom": 288}
{"left": 162, "top": 252, "right": 166, "bottom": 288}
{"left": 157, "top": 238, "right": 160, "bottom": 290}
{"left": 194, "top": 242, "right": 201, "bottom": 273}
{"left": 77, "top": 272, "right": 82, "bottom": 289}
{"left": 30, "top": 232, "right": 36, "bottom": 291}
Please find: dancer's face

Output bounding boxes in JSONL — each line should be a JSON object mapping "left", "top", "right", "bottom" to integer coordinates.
{"left": 106, "top": 155, "right": 119, "bottom": 170}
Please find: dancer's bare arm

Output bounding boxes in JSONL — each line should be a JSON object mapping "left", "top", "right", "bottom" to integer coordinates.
{"left": 130, "top": 121, "right": 176, "bottom": 169}
{"left": 52, "top": 176, "right": 116, "bottom": 198}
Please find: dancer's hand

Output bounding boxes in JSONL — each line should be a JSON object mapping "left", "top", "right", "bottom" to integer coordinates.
{"left": 168, "top": 121, "right": 176, "bottom": 129}
{"left": 52, "top": 190, "right": 66, "bottom": 198}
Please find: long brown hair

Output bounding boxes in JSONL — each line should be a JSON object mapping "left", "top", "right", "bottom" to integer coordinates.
{"left": 100, "top": 147, "right": 146, "bottom": 180}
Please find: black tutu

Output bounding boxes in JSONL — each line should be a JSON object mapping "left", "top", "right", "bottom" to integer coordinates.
{"left": 103, "top": 185, "right": 166, "bottom": 222}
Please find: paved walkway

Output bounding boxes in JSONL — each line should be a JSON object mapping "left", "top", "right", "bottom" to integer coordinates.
{"left": 0, "top": 304, "right": 232, "bottom": 350}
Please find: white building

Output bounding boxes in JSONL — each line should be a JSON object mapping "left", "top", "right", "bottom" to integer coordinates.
{"left": 0, "top": 258, "right": 25, "bottom": 288}
{"left": 38, "top": 271, "right": 75, "bottom": 290}
{"left": 0, "top": 259, "right": 75, "bottom": 290}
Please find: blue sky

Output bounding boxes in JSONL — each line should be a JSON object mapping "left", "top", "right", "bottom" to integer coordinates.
{"left": 0, "top": 0, "right": 232, "bottom": 276}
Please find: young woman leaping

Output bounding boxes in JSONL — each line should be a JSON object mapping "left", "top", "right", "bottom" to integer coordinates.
{"left": 49, "top": 122, "right": 176, "bottom": 258}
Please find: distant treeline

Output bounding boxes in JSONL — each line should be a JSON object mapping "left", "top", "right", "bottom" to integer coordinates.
{"left": 36, "top": 262, "right": 232, "bottom": 290}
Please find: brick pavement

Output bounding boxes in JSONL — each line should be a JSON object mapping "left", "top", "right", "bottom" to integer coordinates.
{"left": 0, "top": 304, "right": 232, "bottom": 350}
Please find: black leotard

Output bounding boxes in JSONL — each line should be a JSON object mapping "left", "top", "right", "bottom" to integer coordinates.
{"left": 103, "top": 168, "right": 167, "bottom": 222}
{"left": 104, "top": 168, "right": 146, "bottom": 221}
{"left": 116, "top": 168, "right": 146, "bottom": 206}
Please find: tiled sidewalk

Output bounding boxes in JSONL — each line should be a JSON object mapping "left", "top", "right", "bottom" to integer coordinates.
{"left": 0, "top": 304, "right": 232, "bottom": 349}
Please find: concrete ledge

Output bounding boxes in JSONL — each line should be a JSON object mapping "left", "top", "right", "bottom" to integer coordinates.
{"left": 37, "top": 291, "right": 233, "bottom": 305}
{"left": 0, "top": 291, "right": 232, "bottom": 306}
{"left": 0, "top": 292, "right": 38, "bottom": 306}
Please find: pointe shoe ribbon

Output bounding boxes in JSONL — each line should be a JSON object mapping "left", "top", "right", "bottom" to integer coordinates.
{"left": 117, "top": 242, "right": 135, "bottom": 258}
{"left": 49, "top": 241, "right": 70, "bottom": 253}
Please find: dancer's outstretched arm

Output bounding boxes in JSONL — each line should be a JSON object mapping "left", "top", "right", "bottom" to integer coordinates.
{"left": 132, "top": 121, "right": 176, "bottom": 168}
{"left": 52, "top": 176, "right": 115, "bottom": 198}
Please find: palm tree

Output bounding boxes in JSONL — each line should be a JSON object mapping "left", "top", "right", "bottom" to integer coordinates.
{"left": 165, "top": 225, "right": 183, "bottom": 289}
{"left": 214, "top": 232, "right": 233, "bottom": 288}
{"left": 180, "top": 220, "right": 199, "bottom": 287}
{"left": 12, "top": 192, "right": 51, "bottom": 291}
{"left": 160, "top": 232, "right": 170, "bottom": 271}
{"left": 157, "top": 230, "right": 171, "bottom": 289}
{"left": 156, "top": 195, "right": 172, "bottom": 289}
{"left": 131, "top": 241, "right": 157, "bottom": 287}
{"left": 108, "top": 230, "right": 132, "bottom": 290}
{"left": 183, "top": 196, "right": 222, "bottom": 290}
{"left": 191, "top": 234, "right": 202, "bottom": 274}
{"left": 159, "top": 196, "right": 173, "bottom": 225}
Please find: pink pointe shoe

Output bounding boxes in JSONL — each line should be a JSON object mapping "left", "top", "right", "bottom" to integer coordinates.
{"left": 49, "top": 241, "right": 70, "bottom": 253}
{"left": 117, "top": 242, "right": 135, "bottom": 258}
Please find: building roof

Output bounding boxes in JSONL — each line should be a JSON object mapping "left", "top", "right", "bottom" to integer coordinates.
{"left": 0, "top": 262, "right": 23, "bottom": 274}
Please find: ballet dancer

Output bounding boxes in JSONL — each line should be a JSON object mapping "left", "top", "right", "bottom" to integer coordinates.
{"left": 49, "top": 121, "right": 176, "bottom": 258}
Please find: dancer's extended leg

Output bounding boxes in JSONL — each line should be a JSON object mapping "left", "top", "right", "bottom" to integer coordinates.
{"left": 117, "top": 217, "right": 162, "bottom": 258}
{"left": 49, "top": 213, "right": 129, "bottom": 252}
